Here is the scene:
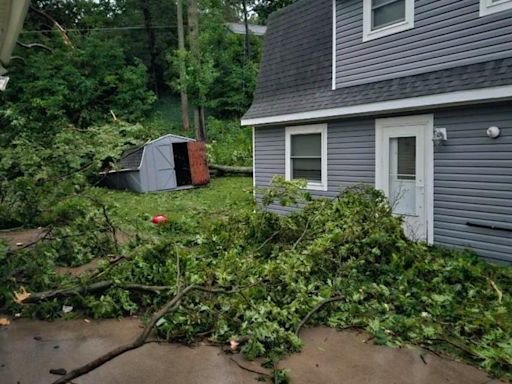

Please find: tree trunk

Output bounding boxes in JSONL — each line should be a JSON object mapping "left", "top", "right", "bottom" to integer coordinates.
{"left": 187, "top": 0, "right": 207, "bottom": 141}
{"left": 140, "top": 0, "right": 161, "bottom": 97}
{"left": 177, "top": 0, "right": 190, "bottom": 131}
{"left": 209, "top": 164, "right": 253, "bottom": 176}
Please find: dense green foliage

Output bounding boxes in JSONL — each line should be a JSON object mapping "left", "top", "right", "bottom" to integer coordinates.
{"left": 2, "top": 181, "right": 510, "bottom": 380}
{"left": 2, "top": 36, "right": 155, "bottom": 136}
{"left": 0, "top": 121, "right": 148, "bottom": 228}
{"left": 253, "top": 0, "right": 298, "bottom": 22}
{"left": 206, "top": 118, "right": 252, "bottom": 166}
{"left": 167, "top": 3, "right": 262, "bottom": 119}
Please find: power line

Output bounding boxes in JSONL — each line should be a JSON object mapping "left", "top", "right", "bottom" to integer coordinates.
{"left": 20, "top": 25, "right": 179, "bottom": 34}
{"left": 19, "top": 21, "right": 252, "bottom": 34}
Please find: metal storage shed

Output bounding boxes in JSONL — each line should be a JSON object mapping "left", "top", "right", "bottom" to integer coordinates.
{"left": 103, "top": 134, "right": 209, "bottom": 193}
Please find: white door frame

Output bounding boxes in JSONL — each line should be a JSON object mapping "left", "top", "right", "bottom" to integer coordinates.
{"left": 375, "top": 114, "right": 434, "bottom": 244}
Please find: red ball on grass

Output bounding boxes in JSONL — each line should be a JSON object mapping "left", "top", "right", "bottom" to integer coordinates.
{"left": 151, "top": 215, "right": 168, "bottom": 225}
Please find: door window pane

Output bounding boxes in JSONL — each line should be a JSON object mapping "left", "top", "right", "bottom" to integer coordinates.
{"left": 389, "top": 136, "right": 416, "bottom": 216}
{"left": 290, "top": 133, "right": 322, "bottom": 183}
{"left": 397, "top": 137, "right": 416, "bottom": 180}
{"left": 372, "top": 0, "right": 406, "bottom": 30}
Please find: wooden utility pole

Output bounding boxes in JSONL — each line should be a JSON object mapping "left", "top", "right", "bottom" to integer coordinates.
{"left": 140, "top": 0, "right": 160, "bottom": 96}
{"left": 242, "top": 0, "right": 251, "bottom": 59}
{"left": 188, "top": 0, "right": 207, "bottom": 142}
{"left": 176, "top": 0, "right": 190, "bottom": 131}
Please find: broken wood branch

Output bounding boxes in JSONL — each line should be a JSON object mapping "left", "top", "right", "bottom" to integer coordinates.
{"left": 292, "top": 218, "right": 310, "bottom": 251}
{"left": 29, "top": 6, "right": 74, "bottom": 47}
{"left": 80, "top": 195, "right": 120, "bottom": 253}
{"left": 20, "top": 281, "right": 173, "bottom": 304}
{"left": 295, "top": 295, "right": 344, "bottom": 336}
{"left": 229, "top": 357, "right": 271, "bottom": 378}
{"left": 51, "top": 284, "right": 245, "bottom": 384}
{"left": 6, "top": 226, "right": 54, "bottom": 255}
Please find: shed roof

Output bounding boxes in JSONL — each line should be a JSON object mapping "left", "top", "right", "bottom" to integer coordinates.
{"left": 242, "top": 0, "right": 512, "bottom": 124}
{"left": 146, "top": 133, "right": 194, "bottom": 145}
{"left": 119, "top": 147, "right": 144, "bottom": 170}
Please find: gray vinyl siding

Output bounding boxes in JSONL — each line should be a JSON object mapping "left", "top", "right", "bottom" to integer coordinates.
{"left": 336, "top": 0, "right": 512, "bottom": 87}
{"left": 254, "top": 120, "right": 375, "bottom": 214}
{"left": 254, "top": 104, "right": 512, "bottom": 263}
{"left": 433, "top": 104, "right": 512, "bottom": 262}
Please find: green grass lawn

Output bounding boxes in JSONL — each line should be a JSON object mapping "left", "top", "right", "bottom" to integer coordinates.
{"left": 90, "top": 177, "right": 254, "bottom": 235}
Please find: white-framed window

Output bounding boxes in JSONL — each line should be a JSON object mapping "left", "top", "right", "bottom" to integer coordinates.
{"left": 480, "top": 0, "right": 512, "bottom": 16}
{"left": 363, "top": 0, "right": 415, "bottom": 42}
{"left": 285, "top": 124, "right": 328, "bottom": 191}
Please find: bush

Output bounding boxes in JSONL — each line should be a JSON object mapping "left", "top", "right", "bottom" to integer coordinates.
{"left": 206, "top": 117, "right": 252, "bottom": 166}
{"left": 0, "top": 122, "right": 147, "bottom": 228}
{"left": 1, "top": 35, "right": 155, "bottom": 139}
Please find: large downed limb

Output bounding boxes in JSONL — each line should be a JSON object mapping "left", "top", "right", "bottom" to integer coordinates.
{"left": 210, "top": 164, "right": 253, "bottom": 176}
{"left": 20, "top": 281, "right": 172, "bottom": 303}
{"left": 51, "top": 284, "right": 244, "bottom": 384}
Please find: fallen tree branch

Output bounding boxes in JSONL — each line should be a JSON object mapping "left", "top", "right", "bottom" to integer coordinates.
{"left": 292, "top": 219, "right": 310, "bottom": 250}
{"left": 20, "top": 280, "right": 173, "bottom": 304}
{"left": 229, "top": 357, "right": 271, "bottom": 378}
{"left": 210, "top": 164, "right": 252, "bottom": 176}
{"left": 51, "top": 284, "right": 244, "bottom": 384}
{"left": 253, "top": 231, "right": 280, "bottom": 253}
{"left": 80, "top": 195, "right": 119, "bottom": 253}
{"left": 8, "top": 226, "right": 54, "bottom": 253}
{"left": 295, "top": 295, "right": 344, "bottom": 336}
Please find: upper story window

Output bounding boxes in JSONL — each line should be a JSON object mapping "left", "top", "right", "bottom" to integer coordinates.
{"left": 363, "top": 0, "right": 414, "bottom": 42}
{"left": 480, "top": 0, "right": 512, "bottom": 16}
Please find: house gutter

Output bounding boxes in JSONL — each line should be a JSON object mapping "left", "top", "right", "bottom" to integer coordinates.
{"left": 241, "top": 85, "right": 512, "bottom": 126}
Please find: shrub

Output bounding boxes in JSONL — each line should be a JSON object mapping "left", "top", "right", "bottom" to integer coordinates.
{"left": 206, "top": 117, "right": 252, "bottom": 166}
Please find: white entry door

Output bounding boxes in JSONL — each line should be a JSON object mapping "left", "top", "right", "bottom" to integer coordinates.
{"left": 375, "top": 115, "right": 433, "bottom": 243}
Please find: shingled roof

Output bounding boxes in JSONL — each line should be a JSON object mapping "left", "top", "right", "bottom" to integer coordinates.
{"left": 242, "top": 0, "right": 512, "bottom": 124}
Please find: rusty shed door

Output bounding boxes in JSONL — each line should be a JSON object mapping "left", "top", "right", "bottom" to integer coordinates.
{"left": 187, "top": 141, "right": 210, "bottom": 186}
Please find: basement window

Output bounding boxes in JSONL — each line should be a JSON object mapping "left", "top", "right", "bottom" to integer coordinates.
{"left": 285, "top": 125, "right": 328, "bottom": 191}
{"left": 363, "top": 0, "right": 414, "bottom": 42}
{"left": 480, "top": 0, "right": 512, "bottom": 16}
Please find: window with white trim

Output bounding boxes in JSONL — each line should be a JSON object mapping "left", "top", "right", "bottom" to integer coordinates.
{"left": 285, "top": 125, "right": 327, "bottom": 191}
{"left": 363, "top": 0, "right": 414, "bottom": 42}
{"left": 480, "top": 0, "right": 512, "bottom": 16}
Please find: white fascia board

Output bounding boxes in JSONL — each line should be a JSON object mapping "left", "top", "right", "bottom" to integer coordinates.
{"left": 241, "top": 85, "right": 512, "bottom": 126}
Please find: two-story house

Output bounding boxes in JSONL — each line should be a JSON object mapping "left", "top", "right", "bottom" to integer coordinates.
{"left": 241, "top": 0, "right": 512, "bottom": 263}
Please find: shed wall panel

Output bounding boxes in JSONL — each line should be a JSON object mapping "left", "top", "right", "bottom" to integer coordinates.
{"left": 336, "top": 0, "right": 512, "bottom": 87}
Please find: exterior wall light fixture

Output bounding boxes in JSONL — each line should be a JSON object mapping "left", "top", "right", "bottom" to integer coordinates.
{"left": 433, "top": 128, "right": 448, "bottom": 145}
{"left": 487, "top": 126, "right": 501, "bottom": 139}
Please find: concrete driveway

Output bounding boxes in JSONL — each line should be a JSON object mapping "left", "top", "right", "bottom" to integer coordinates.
{"left": 0, "top": 319, "right": 502, "bottom": 384}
